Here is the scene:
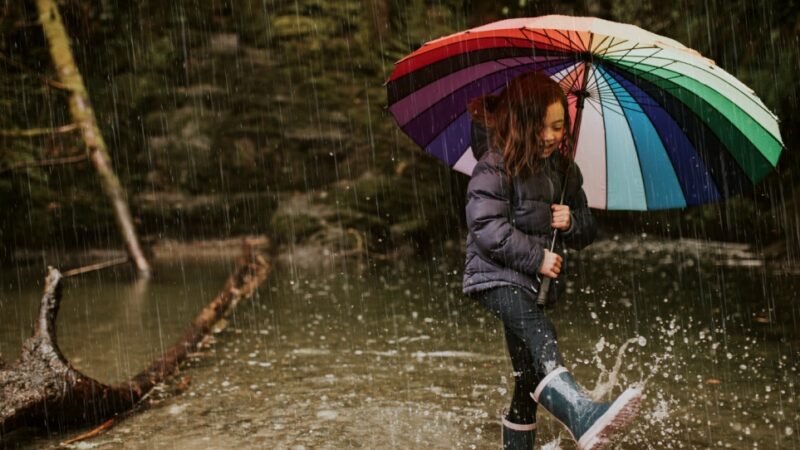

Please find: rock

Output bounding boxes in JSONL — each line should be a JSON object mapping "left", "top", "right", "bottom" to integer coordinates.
{"left": 210, "top": 33, "right": 240, "bottom": 54}
{"left": 271, "top": 16, "right": 337, "bottom": 39}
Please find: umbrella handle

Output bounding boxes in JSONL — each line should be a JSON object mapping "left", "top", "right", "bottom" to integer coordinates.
{"left": 536, "top": 227, "right": 560, "bottom": 307}
{"left": 536, "top": 277, "right": 551, "bottom": 306}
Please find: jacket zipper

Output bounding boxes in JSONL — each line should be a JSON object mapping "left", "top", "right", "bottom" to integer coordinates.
{"left": 546, "top": 168, "right": 555, "bottom": 204}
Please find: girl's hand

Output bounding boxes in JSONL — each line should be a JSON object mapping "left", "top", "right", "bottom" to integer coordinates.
{"left": 538, "top": 249, "right": 562, "bottom": 278}
{"left": 551, "top": 204, "right": 571, "bottom": 231}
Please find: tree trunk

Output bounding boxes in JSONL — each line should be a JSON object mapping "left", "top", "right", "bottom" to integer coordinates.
{"left": 35, "top": 0, "right": 152, "bottom": 277}
{"left": 0, "top": 244, "right": 270, "bottom": 436}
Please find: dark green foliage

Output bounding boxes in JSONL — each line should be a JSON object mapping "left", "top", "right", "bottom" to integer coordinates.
{"left": 135, "top": 191, "right": 279, "bottom": 239}
{"left": 1, "top": 0, "right": 797, "bottom": 259}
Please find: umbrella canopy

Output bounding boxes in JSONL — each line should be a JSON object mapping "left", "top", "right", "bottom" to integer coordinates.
{"left": 386, "top": 15, "right": 784, "bottom": 210}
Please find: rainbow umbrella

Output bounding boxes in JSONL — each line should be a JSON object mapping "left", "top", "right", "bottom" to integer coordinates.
{"left": 386, "top": 15, "right": 784, "bottom": 211}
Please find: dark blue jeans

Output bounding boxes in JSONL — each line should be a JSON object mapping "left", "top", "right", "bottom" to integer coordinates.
{"left": 474, "top": 286, "right": 564, "bottom": 424}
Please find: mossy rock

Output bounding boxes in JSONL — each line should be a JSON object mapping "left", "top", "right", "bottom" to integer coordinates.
{"left": 389, "top": 217, "right": 435, "bottom": 251}
{"left": 135, "top": 192, "right": 278, "bottom": 238}
{"left": 271, "top": 15, "right": 338, "bottom": 39}
{"left": 333, "top": 172, "right": 419, "bottom": 223}
{"left": 268, "top": 212, "right": 324, "bottom": 245}
{"left": 335, "top": 207, "right": 391, "bottom": 248}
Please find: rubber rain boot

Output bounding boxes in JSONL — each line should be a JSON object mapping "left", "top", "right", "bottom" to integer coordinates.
{"left": 532, "top": 367, "right": 641, "bottom": 450}
{"left": 501, "top": 411, "right": 536, "bottom": 450}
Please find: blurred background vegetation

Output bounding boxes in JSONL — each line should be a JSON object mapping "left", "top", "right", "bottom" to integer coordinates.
{"left": 0, "top": 0, "right": 797, "bottom": 263}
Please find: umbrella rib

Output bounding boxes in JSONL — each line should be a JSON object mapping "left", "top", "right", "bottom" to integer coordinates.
{"left": 597, "top": 37, "right": 631, "bottom": 57}
{"left": 591, "top": 35, "right": 610, "bottom": 54}
{"left": 556, "top": 28, "right": 583, "bottom": 53}
{"left": 563, "top": 63, "right": 584, "bottom": 96}
{"left": 496, "top": 40, "right": 526, "bottom": 70}
{"left": 602, "top": 44, "right": 662, "bottom": 56}
{"left": 534, "top": 28, "right": 583, "bottom": 91}
{"left": 587, "top": 75, "right": 660, "bottom": 110}
{"left": 584, "top": 61, "right": 603, "bottom": 98}
{"left": 566, "top": 29, "right": 589, "bottom": 58}
{"left": 555, "top": 62, "right": 584, "bottom": 100}
{"left": 585, "top": 97, "right": 614, "bottom": 116}
{"left": 570, "top": 31, "right": 594, "bottom": 96}
{"left": 575, "top": 32, "right": 598, "bottom": 99}
{"left": 521, "top": 28, "right": 560, "bottom": 51}
{"left": 618, "top": 55, "right": 677, "bottom": 78}
{"left": 593, "top": 94, "right": 642, "bottom": 113}
{"left": 610, "top": 45, "right": 664, "bottom": 71}
{"left": 585, "top": 91, "right": 604, "bottom": 116}
{"left": 593, "top": 86, "right": 624, "bottom": 103}
{"left": 564, "top": 64, "right": 586, "bottom": 92}
{"left": 523, "top": 28, "right": 570, "bottom": 53}
{"left": 500, "top": 37, "right": 547, "bottom": 72}
{"left": 520, "top": 28, "right": 584, "bottom": 91}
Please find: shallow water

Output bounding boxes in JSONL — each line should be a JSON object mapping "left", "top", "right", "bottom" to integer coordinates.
{"left": 1, "top": 235, "right": 798, "bottom": 449}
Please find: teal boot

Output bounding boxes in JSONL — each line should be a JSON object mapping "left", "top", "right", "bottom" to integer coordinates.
{"left": 501, "top": 411, "right": 536, "bottom": 450}
{"left": 532, "top": 367, "right": 641, "bottom": 450}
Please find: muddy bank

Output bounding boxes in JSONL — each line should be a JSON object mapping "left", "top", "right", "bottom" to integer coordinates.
{"left": 7, "top": 231, "right": 800, "bottom": 277}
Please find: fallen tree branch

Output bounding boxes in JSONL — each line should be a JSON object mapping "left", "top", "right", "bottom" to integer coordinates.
{"left": 59, "top": 418, "right": 116, "bottom": 446}
{"left": 0, "top": 243, "right": 271, "bottom": 438}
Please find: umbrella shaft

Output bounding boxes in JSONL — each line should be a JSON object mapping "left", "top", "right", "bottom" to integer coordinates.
{"left": 537, "top": 60, "right": 592, "bottom": 307}
{"left": 571, "top": 59, "right": 592, "bottom": 152}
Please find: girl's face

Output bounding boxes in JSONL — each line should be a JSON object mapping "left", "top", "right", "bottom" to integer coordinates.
{"left": 539, "top": 101, "right": 565, "bottom": 158}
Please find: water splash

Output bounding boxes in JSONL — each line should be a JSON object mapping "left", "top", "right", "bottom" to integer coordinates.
{"left": 588, "top": 336, "right": 647, "bottom": 400}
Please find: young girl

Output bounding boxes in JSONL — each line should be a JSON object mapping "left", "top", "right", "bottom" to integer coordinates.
{"left": 463, "top": 72, "right": 642, "bottom": 450}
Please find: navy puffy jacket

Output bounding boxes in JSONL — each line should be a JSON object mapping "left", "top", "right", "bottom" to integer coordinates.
{"left": 463, "top": 124, "right": 597, "bottom": 303}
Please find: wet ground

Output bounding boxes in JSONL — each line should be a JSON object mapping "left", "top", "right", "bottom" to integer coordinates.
{"left": 1, "top": 235, "right": 798, "bottom": 449}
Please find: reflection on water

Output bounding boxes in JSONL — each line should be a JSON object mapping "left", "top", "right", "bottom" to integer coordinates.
{"left": 1, "top": 235, "right": 798, "bottom": 449}
{"left": 0, "top": 256, "right": 236, "bottom": 383}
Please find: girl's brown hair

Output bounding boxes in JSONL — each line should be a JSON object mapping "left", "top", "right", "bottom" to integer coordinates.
{"left": 469, "top": 71, "right": 572, "bottom": 178}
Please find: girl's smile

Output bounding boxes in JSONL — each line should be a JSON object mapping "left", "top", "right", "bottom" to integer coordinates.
{"left": 539, "top": 101, "right": 565, "bottom": 158}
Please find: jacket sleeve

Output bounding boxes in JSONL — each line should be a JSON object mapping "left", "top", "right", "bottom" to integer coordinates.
{"left": 466, "top": 160, "right": 545, "bottom": 275}
{"left": 560, "top": 163, "right": 597, "bottom": 250}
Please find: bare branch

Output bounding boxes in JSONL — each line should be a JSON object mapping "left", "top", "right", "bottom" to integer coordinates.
{"left": 0, "top": 123, "right": 79, "bottom": 137}
{"left": 0, "top": 153, "right": 87, "bottom": 174}
{"left": 60, "top": 418, "right": 117, "bottom": 446}
{"left": 62, "top": 256, "right": 129, "bottom": 277}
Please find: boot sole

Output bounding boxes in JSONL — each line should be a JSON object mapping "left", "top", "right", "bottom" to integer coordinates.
{"left": 578, "top": 387, "right": 642, "bottom": 450}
